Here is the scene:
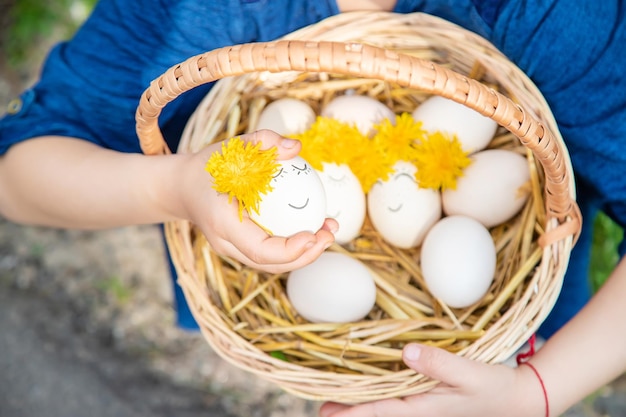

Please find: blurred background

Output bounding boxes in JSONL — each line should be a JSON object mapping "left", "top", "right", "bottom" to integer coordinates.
{"left": 1, "top": 1, "right": 625, "bottom": 416}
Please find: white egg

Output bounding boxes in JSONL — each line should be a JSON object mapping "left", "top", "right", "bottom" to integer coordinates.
{"left": 367, "top": 161, "right": 442, "bottom": 249}
{"left": 321, "top": 95, "right": 395, "bottom": 136}
{"left": 420, "top": 215, "right": 496, "bottom": 308}
{"left": 255, "top": 98, "right": 316, "bottom": 135}
{"left": 442, "top": 149, "right": 531, "bottom": 228}
{"left": 249, "top": 156, "right": 327, "bottom": 237}
{"left": 412, "top": 96, "right": 498, "bottom": 154}
{"left": 287, "top": 252, "right": 377, "bottom": 323}
{"left": 317, "top": 162, "right": 366, "bottom": 244}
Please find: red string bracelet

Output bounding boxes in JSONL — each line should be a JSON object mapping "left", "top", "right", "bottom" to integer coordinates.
{"left": 516, "top": 334, "right": 550, "bottom": 417}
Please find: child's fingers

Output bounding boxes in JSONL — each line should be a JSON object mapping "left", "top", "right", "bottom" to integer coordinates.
{"left": 319, "top": 402, "right": 349, "bottom": 417}
{"left": 239, "top": 129, "right": 301, "bottom": 160}
{"left": 208, "top": 214, "right": 334, "bottom": 273}
{"left": 215, "top": 231, "right": 333, "bottom": 274}
{"left": 402, "top": 343, "right": 483, "bottom": 388}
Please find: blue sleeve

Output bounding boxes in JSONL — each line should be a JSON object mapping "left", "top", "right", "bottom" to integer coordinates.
{"left": 0, "top": 0, "right": 338, "bottom": 155}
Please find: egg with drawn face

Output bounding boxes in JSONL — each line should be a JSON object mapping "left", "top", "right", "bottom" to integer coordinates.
{"left": 250, "top": 156, "right": 327, "bottom": 237}
{"left": 367, "top": 161, "right": 442, "bottom": 249}
{"left": 316, "top": 162, "right": 366, "bottom": 244}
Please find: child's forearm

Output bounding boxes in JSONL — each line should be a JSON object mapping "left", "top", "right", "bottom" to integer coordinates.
{"left": 529, "top": 256, "right": 626, "bottom": 416}
{"left": 0, "top": 136, "right": 192, "bottom": 229}
{"left": 0, "top": 131, "right": 337, "bottom": 275}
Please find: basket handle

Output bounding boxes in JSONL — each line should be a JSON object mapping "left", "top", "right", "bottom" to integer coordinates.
{"left": 136, "top": 40, "right": 580, "bottom": 240}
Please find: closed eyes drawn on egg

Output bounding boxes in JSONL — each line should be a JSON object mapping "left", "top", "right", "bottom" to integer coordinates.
{"left": 394, "top": 172, "right": 416, "bottom": 183}
{"left": 291, "top": 162, "right": 311, "bottom": 175}
{"left": 272, "top": 167, "right": 285, "bottom": 180}
{"left": 386, "top": 172, "right": 417, "bottom": 212}
{"left": 272, "top": 163, "right": 311, "bottom": 183}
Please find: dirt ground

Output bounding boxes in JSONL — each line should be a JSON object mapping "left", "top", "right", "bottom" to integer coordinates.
{"left": 1, "top": 32, "right": 625, "bottom": 417}
{"left": 0, "top": 220, "right": 320, "bottom": 417}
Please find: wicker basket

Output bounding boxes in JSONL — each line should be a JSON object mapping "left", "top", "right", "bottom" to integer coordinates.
{"left": 136, "top": 12, "right": 581, "bottom": 403}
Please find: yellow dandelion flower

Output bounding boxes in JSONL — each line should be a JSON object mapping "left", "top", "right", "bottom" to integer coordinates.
{"left": 205, "top": 137, "right": 278, "bottom": 220}
{"left": 413, "top": 131, "right": 472, "bottom": 190}
{"left": 358, "top": 113, "right": 426, "bottom": 192}
{"left": 348, "top": 137, "right": 394, "bottom": 193}
{"left": 293, "top": 117, "right": 366, "bottom": 169}
{"left": 292, "top": 116, "right": 382, "bottom": 192}
{"left": 371, "top": 113, "right": 427, "bottom": 164}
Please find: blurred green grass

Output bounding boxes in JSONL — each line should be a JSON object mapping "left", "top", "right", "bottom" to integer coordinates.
{"left": 590, "top": 211, "right": 623, "bottom": 291}
{"left": 3, "top": 0, "right": 97, "bottom": 67}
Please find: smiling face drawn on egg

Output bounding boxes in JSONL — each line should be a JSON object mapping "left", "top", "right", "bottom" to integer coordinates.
{"left": 317, "top": 162, "right": 366, "bottom": 245}
{"left": 249, "top": 156, "right": 327, "bottom": 237}
{"left": 367, "top": 161, "right": 442, "bottom": 249}
{"left": 272, "top": 162, "right": 313, "bottom": 209}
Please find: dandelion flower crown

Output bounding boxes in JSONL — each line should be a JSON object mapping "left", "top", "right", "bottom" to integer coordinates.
{"left": 413, "top": 130, "right": 472, "bottom": 190}
{"left": 295, "top": 112, "right": 472, "bottom": 192}
{"left": 205, "top": 137, "right": 279, "bottom": 220}
{"left": 371, "top": 112, "right": 472, "bottom": 191}
{"left": 292, "top": 116, "right": 383, "bottom": 192}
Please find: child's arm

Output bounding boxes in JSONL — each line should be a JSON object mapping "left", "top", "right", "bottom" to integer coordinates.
{"left": 529, "top": 255, "right": 626, "bottom": 415}
{"left": 0, "top": 130, "right": 336, "bottom": 273}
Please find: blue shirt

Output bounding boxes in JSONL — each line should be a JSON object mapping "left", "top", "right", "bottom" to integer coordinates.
{"left": 2, "top": 0, "right": 625, "bottom": 335}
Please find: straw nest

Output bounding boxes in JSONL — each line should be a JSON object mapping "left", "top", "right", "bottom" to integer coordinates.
{"left": 136, "top": 12, "right": 581, "bottom": 403}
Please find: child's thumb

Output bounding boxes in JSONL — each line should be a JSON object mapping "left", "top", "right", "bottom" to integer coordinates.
{"left": 402, "top": 343, "right": 479, "bottom": 387}
{"left": 244, "top": 129, "right": 301, "bottom": 160}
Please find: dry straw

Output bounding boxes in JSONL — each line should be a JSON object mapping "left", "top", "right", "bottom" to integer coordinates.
{"left": 136, "top": 12, "right": 581, "bottom": 403}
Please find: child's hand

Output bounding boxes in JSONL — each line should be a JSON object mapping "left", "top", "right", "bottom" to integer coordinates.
{"left": 319, "top": 343, "right": 545, "bottom": 417}
{"left": 178, "top": 129, "right": 337, "bottom": 274}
